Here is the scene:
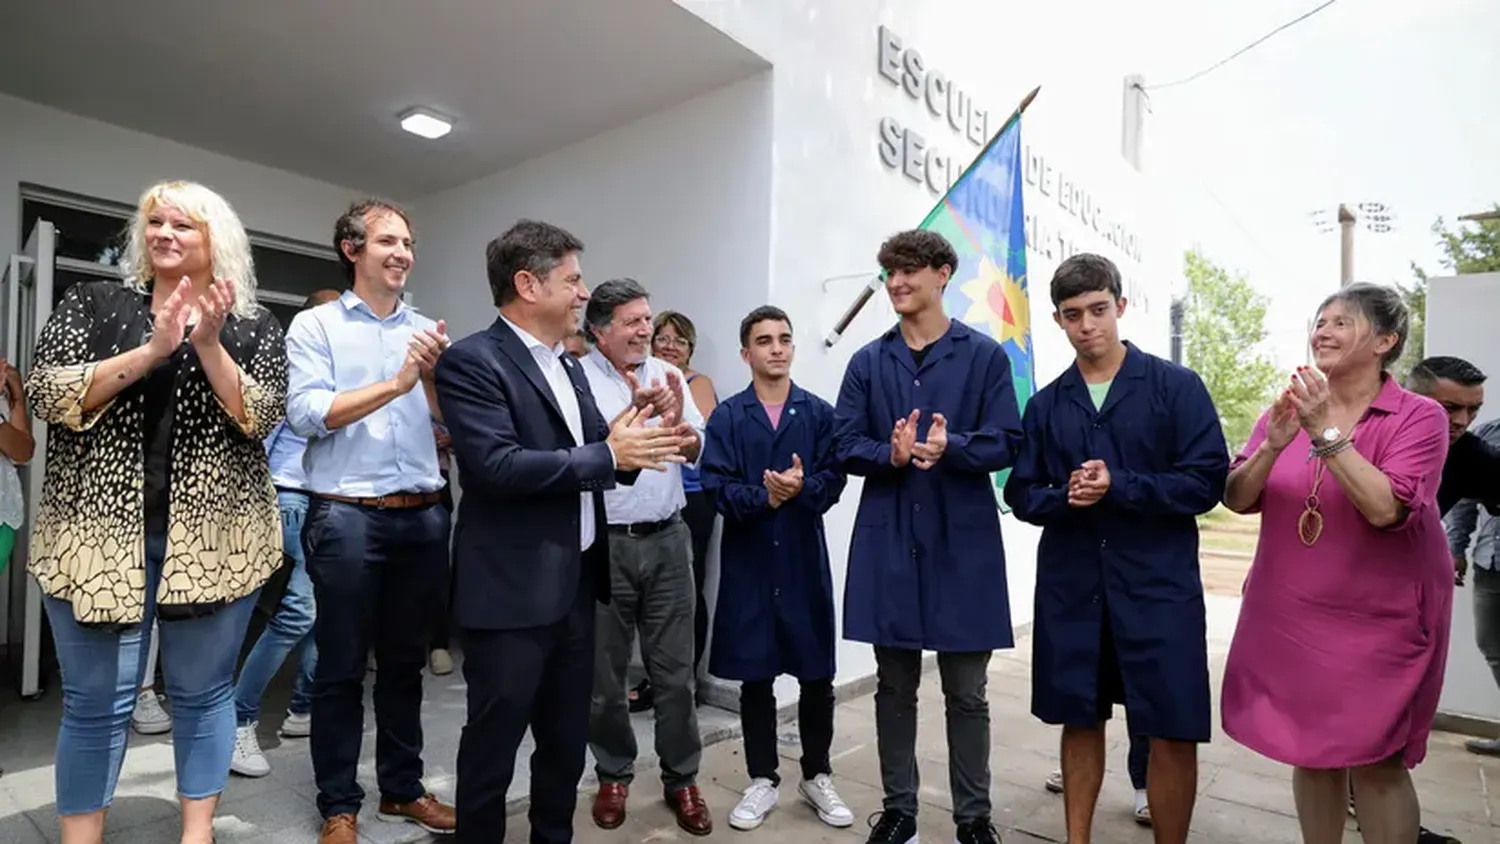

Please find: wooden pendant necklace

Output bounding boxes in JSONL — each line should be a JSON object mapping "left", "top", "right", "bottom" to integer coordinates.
{"left": 1299, "top": 426, "right": 1358, "bottom": 547}
{"left": 1298, "top": 459, "right": 1327, "bottom": 546}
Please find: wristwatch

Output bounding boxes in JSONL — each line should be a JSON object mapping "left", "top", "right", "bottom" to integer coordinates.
{"left": 1314, "top": 426, "right": 1342, "bottom": 447}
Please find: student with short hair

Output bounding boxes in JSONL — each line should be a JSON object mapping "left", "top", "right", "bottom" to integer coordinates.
{"left": 1006, "top": 253, "right": 1229, "bottom": 844}
{"left": 700, "top": 305, "right": 852, "bottom": 832}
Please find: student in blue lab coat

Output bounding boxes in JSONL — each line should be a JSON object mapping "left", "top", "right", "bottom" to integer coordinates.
{"left": 699, "top": 305, "right": 855, "bottom": 833}
{"left": 833, "top": 229, "right": 1023, "bottom": 844}
{"left": 1004, "top": 253, "right": 1229, "bottom": 844}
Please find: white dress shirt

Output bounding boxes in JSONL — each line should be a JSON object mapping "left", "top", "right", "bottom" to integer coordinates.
{"left": 582, "top": 350, "right": 705, "bottom": 525}
{"left": 501, "top": 316, "right": 597, "bottom": 551}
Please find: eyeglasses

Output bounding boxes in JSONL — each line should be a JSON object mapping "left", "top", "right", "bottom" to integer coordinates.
{"left": 653, "top": 334, "right": 691, "bottom": 350}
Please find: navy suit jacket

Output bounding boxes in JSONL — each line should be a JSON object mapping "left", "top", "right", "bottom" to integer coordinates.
{"left": 433, "top": 317, "right": 634, "bottom": 631}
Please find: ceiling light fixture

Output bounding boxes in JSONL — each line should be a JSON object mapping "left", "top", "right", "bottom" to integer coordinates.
{"left": 398, "top": 107, "right": 453, "bottom": 140}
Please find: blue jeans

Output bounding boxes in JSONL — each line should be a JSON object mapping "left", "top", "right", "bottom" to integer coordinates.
{"left": 44, "top": 532, "right": 259, "bottom": 814}
{"left": 234, "top": 490, "right": 317, "bottom": 724}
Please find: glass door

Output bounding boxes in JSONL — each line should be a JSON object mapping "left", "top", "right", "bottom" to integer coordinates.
{"left": 3, "top": 220, "right": 54, "bottom": 699}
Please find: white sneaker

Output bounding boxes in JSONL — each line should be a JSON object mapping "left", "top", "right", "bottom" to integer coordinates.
{"left": 429, "top": 648, "right": 454, "bottom": 676}
{"left": 230, "top": 723, "right": 271, "bottom": 777}
{"left": 1134, "top": 789, "right": 1152, "bottom": 826}
{"left": 799, "top": 774, "right": 854, "bottom": 828}
{"left": 729, "top": 778, "right": 779, "bottom": 830}
{"left": 131, "top": 689, "right": 172, "bottom": 735}
{"left": 1044, "top": 769, "right": 1063, "bottom": 794}
{"left": 279, "top": 710, "right": 312, "bottom": 738}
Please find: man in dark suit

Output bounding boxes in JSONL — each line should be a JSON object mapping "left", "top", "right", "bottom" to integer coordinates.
{"left": 433, "top": 219, "right": 694, "bottom": 843}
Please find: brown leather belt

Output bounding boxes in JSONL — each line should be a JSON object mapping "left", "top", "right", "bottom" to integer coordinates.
{"left": 318, "top": 491, "right": 444, "bottom": 510}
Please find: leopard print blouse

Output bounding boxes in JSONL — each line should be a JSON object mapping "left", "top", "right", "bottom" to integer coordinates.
{"left": 25, "top": 280, "right": 287, "bottom": 625}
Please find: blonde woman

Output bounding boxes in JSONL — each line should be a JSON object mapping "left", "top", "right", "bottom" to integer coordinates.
{"left": 26, "top": 180, "right": 286, "bottom": 844}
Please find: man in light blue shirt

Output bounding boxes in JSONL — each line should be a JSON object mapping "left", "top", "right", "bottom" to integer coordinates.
{"left": 285, "top": 200, "right": 456, "bottom": 840}
{"left": 232, "top": 289, "right": 342, "bottom": 780}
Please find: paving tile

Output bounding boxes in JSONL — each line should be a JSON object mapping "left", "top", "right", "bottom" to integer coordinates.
{"left": 1188, "top": 794, "right": 1307, "bottom": 842}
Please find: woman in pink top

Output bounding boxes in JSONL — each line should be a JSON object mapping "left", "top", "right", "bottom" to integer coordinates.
{"left": 1220, "top": 283, "right": 1451, "bottom": 843}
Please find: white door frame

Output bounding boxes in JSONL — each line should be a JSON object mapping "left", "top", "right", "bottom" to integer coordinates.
{"left": 4, "top": 220, "right": 55, "bottom": 698}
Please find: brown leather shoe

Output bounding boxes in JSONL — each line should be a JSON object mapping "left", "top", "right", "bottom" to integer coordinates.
{"left": 665, "top": 785, "right": 713, "bottom": 836}
{"left": 593, "top": 782, "right": 629, "bottom": 829}
{"left": 377, "top": 793, "right": 456, "bottom": 834}
{"left": 318, "top": 813, "right": 357, "bottom": 844}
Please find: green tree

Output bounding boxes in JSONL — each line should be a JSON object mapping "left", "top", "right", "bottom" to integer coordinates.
{"left": 1391, "top": 278, "right": 1425, "bottom": 384}
{"left": 1395, "top": 206, "right": 1500, "bottom": 381}
{"left": 1181, "top": 248, "right": 1281, "bottom": 451}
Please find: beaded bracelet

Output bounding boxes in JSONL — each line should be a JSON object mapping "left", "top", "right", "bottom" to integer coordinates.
{"left": 1310, "top": 436, "right": 1352, "bottom": 460}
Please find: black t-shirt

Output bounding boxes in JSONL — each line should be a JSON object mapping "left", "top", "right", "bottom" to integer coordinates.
{"left": 1438, "top": 430, "right": 1500, "bottom": 517}
{"left": 909, "top": 340, "right": 939, "bottom": 368}
{"left": 141, "top": 351, "right": 180, "bottom": 535}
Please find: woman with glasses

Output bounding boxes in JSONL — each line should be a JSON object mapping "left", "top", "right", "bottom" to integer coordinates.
{"left": 651, "top": 311, "right": 719, "bottom": 705}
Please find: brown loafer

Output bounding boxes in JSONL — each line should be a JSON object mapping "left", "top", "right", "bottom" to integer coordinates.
{"left": 377, "top": 793, "right": 456, "bottom": 834}
{"left": 318, "top": 813, "right": 357, "bottom": 844}
{"left": 593, "top": 782, "right": 629, "bottom": 829}
{"left": 665, "top": 785, "right": 713, "bottom": 836}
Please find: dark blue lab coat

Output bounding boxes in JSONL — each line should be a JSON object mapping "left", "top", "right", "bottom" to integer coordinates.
{"left": 700, "top": 383, "right": 847, "bottom": 682}
{"left": 833, "top": 321, "right": 1023, "bottom": 652}
{"left": 1004, "top": 342, "right": 1228, "bottom": 741}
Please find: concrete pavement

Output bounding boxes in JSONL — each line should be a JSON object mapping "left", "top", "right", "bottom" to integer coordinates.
{"left": 0, "top": 594, "right": 1494, "bottom": 842}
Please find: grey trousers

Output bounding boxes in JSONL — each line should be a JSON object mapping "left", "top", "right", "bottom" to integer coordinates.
{"left": 1474, "top": 566, "right": 1500, "bottom": 690}
{"left": 588, "top": 516, "right": 702, "bottom": 789}
{"left": 875, "top": 647, "right": 993, "bottom": 823}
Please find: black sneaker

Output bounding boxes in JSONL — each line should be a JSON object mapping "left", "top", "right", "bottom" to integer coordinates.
{"left": 1417, "top": 828, "right": 1461, "bottom": 844}
{"left": 866, "top": 809, "right": 918, "bottom": 844}
{"left": 956, "top": 817, "right": 1002, "bottom": 844}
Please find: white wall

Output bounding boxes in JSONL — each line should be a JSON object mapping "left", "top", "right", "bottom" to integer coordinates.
{"left": 410, "top": 74, "right": 774, "bottom": 391}
{"left": 1429, "top": 272, "right": 1500, "bottom": 723}
{"left": 0, "top": 93, "right": 365, "bottom": 257}
{"left": 676, "top": 1, "right": 1174, "bottom": 687}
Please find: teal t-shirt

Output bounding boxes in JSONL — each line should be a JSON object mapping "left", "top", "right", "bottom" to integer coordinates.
{"left": 1087, "top": 380, "right": 1113, "bottom": 411}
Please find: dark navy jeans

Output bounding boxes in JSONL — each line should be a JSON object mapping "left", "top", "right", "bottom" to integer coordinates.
{"left": 303, "top": 498, "right": 450, "bottom": 818}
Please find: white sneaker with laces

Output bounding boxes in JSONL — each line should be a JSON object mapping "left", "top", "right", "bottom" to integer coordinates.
{"left": 131, "top": 689, "right": 172, "bottom": 735}
{"left": 799, "top": 774, "right": 854, "bottom": 828}
{"left": 1044, "top": 769, "right": 1063, "bottom": 794}
{"left": 280, "top": 710, "right": 312, "bottom": 738}
{"left": 230, "top": 723, "right": 271, "bottom": 777}
{"left": 729, "top": 778, "right": 779, "bottom": 830}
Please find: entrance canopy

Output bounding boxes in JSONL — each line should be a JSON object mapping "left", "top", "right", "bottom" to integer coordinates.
{"left": 0, "top": 0, "right": 769, "bottom": 198}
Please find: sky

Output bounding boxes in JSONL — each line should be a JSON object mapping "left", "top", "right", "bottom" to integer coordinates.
{"left": 1099, "top": 0, "right": 1500, "bottom": 366}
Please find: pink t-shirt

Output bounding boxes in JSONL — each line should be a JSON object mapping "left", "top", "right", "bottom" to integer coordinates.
{"left": 761, "top": 401, "right": 785, "bottom": 429}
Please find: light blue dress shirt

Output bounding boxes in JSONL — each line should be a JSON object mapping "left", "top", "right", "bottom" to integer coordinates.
{"left": 264, "top": 420, "right": 310, "bottom": 491}
{"left": 284, "top": 290, "right": 445, "bottom": 497}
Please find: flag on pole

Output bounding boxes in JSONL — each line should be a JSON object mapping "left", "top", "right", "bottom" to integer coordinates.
{"left": 922, "top": 110, "right": 1033, "bottom": 511}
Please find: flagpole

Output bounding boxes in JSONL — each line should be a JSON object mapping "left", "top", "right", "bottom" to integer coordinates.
{"left": 824, "top": 84, "right": 1041, "bottom": 349}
